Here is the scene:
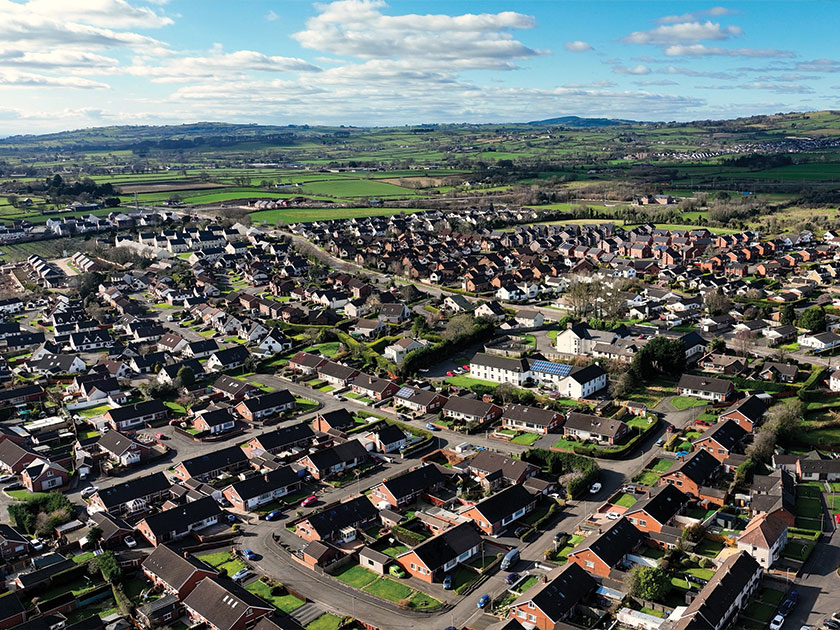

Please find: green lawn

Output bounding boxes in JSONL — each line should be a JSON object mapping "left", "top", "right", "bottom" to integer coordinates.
{"left": 303, "top": 342, "right": 341, "bottom": 357}
{"left": 613, "top": 493, "right": 637, "bottom": 508}
{"left": 796, "top": 496, "right": 823, "bottom": 519}
{"left": 306, "top": 613, "right": 343, "bottom": 630}
{"left": 782, "top": 540, "right": 815, "bottom": 561}
{"left": 634, "top": 471, "right": 660, "bottom": 486}
{"left": 670, "top": 396, "right": 708, "bottom": 410}
{"left": 445, "top": 375, "right": 498, "bottom": 389}
{"left": 363, "top": 577, "right": 412, "bottom": 602}
{"left": 517, "top": 575, "right": 539, "bottom": 593}
{"left": 380, "top": 544, "right": 409, "bottom": 558}
{"left": 197, "top": 551, "right": 247, "bottom": 577}
{"left": 407, "top": 591, "right": 442, "bottom": 611}
{"left": 742, "top": 601, "right": 776, "bottom": 624}
{"left": 651, "top": 458, "right": 674, "bottom": 473}
{"left": 694, "top": 539, "right": 725, "bottom": 558}
{"left": 757, "top": 588, "right": 785, "bottom": 606}
{"left": 333, "top": 564, "right": 378, "bottom": 588}
{"left": 7, "top": 490, "right": 51, "bottom": 501}
{"left": 295, "top": 397, "right": 319, "bottom": 413}
{"left": 511, "top": 432, "right": 541, "bottom": 446}
{"left": 552, "top": 438, "right": 579, "bottom": 451}
{"left": 246, "top": 580, "right": 306, "bottom": 614}
{"left": 77, "top": 403, "right": 112, "bottom": 418}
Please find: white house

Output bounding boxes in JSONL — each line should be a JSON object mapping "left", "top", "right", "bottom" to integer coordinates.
{"left": 798, "top": 331, "right": 840, "bottom": 351}
{"left": 469, "top": 353, "right": 531, "bottom": 386}
{"left": 384, "top": 337, "right": 428, "bottom": 364}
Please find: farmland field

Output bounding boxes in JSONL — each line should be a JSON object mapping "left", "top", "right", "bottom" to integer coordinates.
{"left": 250, "top": 206, "right": 417, "bottom": 225}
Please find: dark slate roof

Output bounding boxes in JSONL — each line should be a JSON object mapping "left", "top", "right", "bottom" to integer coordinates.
{"left": 372, "top": 423, "right": 406, "bottom": 445}
{"left": 183, "top": 577, "right": 273, "bottom": 630}
{"left": 304, "top": 496, "right": 378, "bottom": 538}
{"left": 227, "top": 467, "right": 299, "bottom": 501}
{"left": 305, "top": 440, "right": 368, "bottom": 470}
{"left": 668, "top": 449, "right": 721, "bottom": 485}
{"left": 106, "top": 399, "right": 167, "bottom": 422}
{"left": 211, "top": 345, "right": 249, "bottom": 365}
{"left": 212, "top": 374, "right": 254, "bottom": 396}
{"left": 565, "top": 412, "right": 627, "bottom": 439}
{"left": 501, "top": 404, "right": 560, "bottom": 426}
{"left": 694, "top": 419, "right": 747, "bottom": 451}
{"left": 468, "top": 485, "right": 535, "bottom": 524}
{"left": 198, "top": 408, "right": 234, "bottom": 427}
{"left": 89, "top": 512, "right": 132, "bottom": 542}
{"left": 316, "top": 408, "right": 356, "bottom": 430}
{"left": 567, "top": 363, "right": 606, "bottom": 384}
{"left": 470, "top": 353, "right": 530, "bottom": 373}
{"left": 187, "top": 339, "right": 219, "bottom": 354}
{"left": 238, "top": 390, "right": 295, "bottom": 413}
{"left": 677, "top": 373, "right": 734, "bottom": 395}
{"left": 570, "top": 517, "right": 643, "bottom": 567}
{"left": 142, "top": 544, "right": 217, "bottom": 590}
{"left": 467, "top": 450, "right": 534, "bottom": 482}
{"left": 252, "top": 423, "right": 315, "bottom": 451}
{"left": 96, "top": 430, "right": 141, "bottom": 457}
{"left": 623, "top": 484, "right": 687, "bottom": 526}
{"left": 179, "top": 445, "right": 248, "bottom": 477}
{"left": 94, "top": 471, "right": 170, "bottom": 509}
{"left": 443, "top": 396, "right": 497, "bottom": 418}
{"left": 510, "top": 562, "right": 596, "bottom": 623}
{"left": 139, "top": 496, "right": 221, "bottom": 537}
{"left": 672, "top": 552, "right": 761, "bottom": 630}
{"left": 721, "top": 394, "right": 768, "bottom": 423}
{"left": 408, "top": 521, "right": 483, "bottom": 572}
{"left": 798, "top": 457, "right": 840, "bottom": 474}
{"left": 0, "top": 592, "right": 24, "bottom": 622}
{"left": 379, "top": 465, "right": 445, "bottom": 502}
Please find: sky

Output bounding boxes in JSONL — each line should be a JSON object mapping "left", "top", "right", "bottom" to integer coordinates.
{"left": 1, "top": 0, "right": 839, "bottom": 135}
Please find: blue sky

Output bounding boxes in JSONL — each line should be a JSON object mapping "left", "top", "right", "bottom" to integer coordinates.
{"left": 1, "top": 0, "right": 839, "bottom": 134}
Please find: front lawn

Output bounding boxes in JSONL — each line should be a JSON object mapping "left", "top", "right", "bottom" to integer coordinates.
{"left": 333, "top": 564, "right": 378, "bottom": 588}
{"left": 613, "top": 493, "right": 637, "bottom": 508}
{"left": 782, "top": 540, "right": 815, "bottom": 561}
{"left": 407, "top": 591, "right": 442, "bottom": 611}
{"left": 670, "top": 396, "right": 708, "bottom": 410}
{"left": 795, "top": 496, "right": 823, "bottom": 519}
{"left": 511, "top": 433, "right": 541, "bottom": 446}
{"left": 197, "top": 551, "right": 246, "bottom": 577}
{"left": 306, "top": 613, "right": 343, "bottom": 630}
{"left": 246, "top": 580, "right": 305, "bottom": 614}
{"left": 445, "top": 375, "right": 498, "bottom": 389}
{"left": 363, "top": 577, "right": 412, "bottom": 602}
{"left": 694, "top": 539, "right": 725, "bottom": 558}
{"left": 516, "top": 575, "right": 539, "bottom": 593}
{"left": 7, "top": 490, "right": 51, "bottom": 501}
{"left": 77, "top": 403, "right": 111, "bottom": 418}
{"left": 651, "top": 458, "right": 674, "bottom": 473}
{"left": 295, "top": 397, "right": 319, "bottom": 413}
{"left": 634, "top": 471, "right": 660, "bottom": 486}
{"left": 552, "top": 438, "right": 579, "bottom": 451}
{"left": 742, "top": 601, "right": 776, "bottom": 624}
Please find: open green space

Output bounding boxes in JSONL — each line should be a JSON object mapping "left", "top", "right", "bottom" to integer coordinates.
{"left": 333, "top": 564, "right": 378, "bottom": 588}
{"left": 670, "top": 396, "right": 709, "bottom": 410}
{"left": 197, "top": 551, "right": 247, "bottom": 577}
{"left": 511, "top": 432, "right": 541, "bottom": 446}
{"left": 363, "top": 577, "right": 413, "bottom": 602}
{"left": 306, "top": 614, "right": 343, "bottom": 630}
{"left": 245, "top": 580, "right": 306, "bottom": 614}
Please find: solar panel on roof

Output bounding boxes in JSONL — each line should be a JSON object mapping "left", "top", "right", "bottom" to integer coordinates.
{"left": 396, "top": 386, "right": 414, "bottom": 399}
{"left": 531, "top": 360, "right": 572, "bottom": 376}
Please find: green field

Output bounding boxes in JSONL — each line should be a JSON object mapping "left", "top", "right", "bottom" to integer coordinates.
{"left": 250, "top": 206, "right": 415, "bottom": 225}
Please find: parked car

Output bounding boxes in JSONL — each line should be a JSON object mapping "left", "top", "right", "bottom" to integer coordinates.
{"left": 477, "top": 595, "right": 490, "bottom": 609}
{"left": 168, "top": 418, "right": 180, "bottom": 426}
{"left": 30, "top": 538, "right": 43, "bottom": 552}
{"left": 389, "top": 565, "right": 406, "bottom": 579}
{"left": 226, "top": 514, "right": 237, "bottom": 523}
{"left": 301, "top": 495, "right": 318, "bottom": 507}
{"left": 606, "top": 512, "right": 620, "bottom": 520}
{"left": 589, "top": 482, "right": 602, "bottom": 494}
{"left": 513, "top": 526, "right": 529, "bottom": 538}
{"left": 4, "top": 482, "right": 22, "bottom": 491}
{"left": 231, "top": 569, "right": 252, "bottom": 583}
{"left": 243, "top": 549, "right": 258, "bottom": 561}
{"left": 265, "top": 509, "right": 283, "bottom": 521}
{"left": 124, "top": 536, "right": 137, "bottom": 549}
{"left": 442, "top": 575, "right": 453, "bottom": 590}
{"left": 823, "top": 620, "right": 840, "bottom": 630}
{"left": 505, "top": 573, "right": 520, "bottom": 586}
{"left": 770, "top": 616, "right": 785, "bottom": 630}
{"left": 655, "top": 438, "right": 665, "bottom": 446}
{"left": 425, "top": 423, "right": 440, "bottom": 431}
{"left": 0, "top": 474, "right": 14, "bottom": 483}
{"left": 554, "top": 532, "right": 565, "bottom": 542}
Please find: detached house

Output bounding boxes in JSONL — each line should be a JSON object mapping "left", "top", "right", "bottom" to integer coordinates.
{"left": 295, "top": 440, "right": 368, "bottom": 480}
{"left": 351, "top": 374, "right": 400, "bottom": 401}
{"left": 567, "top": 517, "right": 644, "bottom": 577}
{"left": 368, "top": 465, "right": 446, "bottom": 508}
{"left": 508, "top": 563, "right": 597, "bottom": 630}
{"left": 736, "top": 513, "right": 788, "bottom": 568}
{"left": 676, "top": 373, "right": 735, "bottom": 402}
{"left": 396, "top": 521, "right": 483, "bottom": 584}
{"left": 105, "top": 399, "right": 168, "bottom": 431}
{"left": 443, "top": 397, "right": 503, "bottom": 427}
{"left": 142, "top": 544, "right": 218, "bottom": 599}
{"left": 222, "top": 466, "right": 301, "bottom": 511}
{"left": 235, "top": 390, "right": 296, "bottom": 422}
{"left": 136, "top": 496, "right": 222, "bottom": 547}
{"left": 563, "top": 412, "right": 628, "bottom": 445}
{"left": 207, "top": 346, "right": 249, "bottom": 372}
{"left": 501, "top": 404, "right": 564, "bottom": 435}
{"left": 693, "top": 420, "right": 748, "bottom": 462}
{"left": 460, "top": 485, "right": 537, "bottom": 536}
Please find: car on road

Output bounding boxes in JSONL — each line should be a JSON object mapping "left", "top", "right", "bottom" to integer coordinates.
{"left": 446, "top": 371, "right": 454, "bottom": 376}
{"left": 301, "top": 495, "right": 318, "bottom": 507}
{"left": 231, "top": 569, "right": 252, "bottom": 583}
{"left": 425, "top": 423, "right": 440, "bottom": 431}
{"left": 554, "top": 532, "right": 565, "bottom": 542}
{"left": 124, "top": 536, "right": 137, "bottom": 549}
{"left": 589, "top": 482, "right": 602, "bottom": 494}
{"left": 418, "top": 368, "right": 429, "bottom": 373}
{"left": 243, "top": 549, "right": 258, "bottom": 561}
{"left": 0, "top": 474, "right": 14, "bottom": 483}
{"left": 656, "top": 438, "right": 665, "bottom": 446}
{"left": 622, "top": 485, "right": 638, "bottom": 493}
{"left": 513, "top": 526, "right": 530, "bottom": 538}
{"left": 462, "top": 365, "right": 469, "bottom": 370}
{"left": 335, "top": 395, "right": 345, "bottom": 401}
{"left": 505, "top": 573, "right": 520, "bottom": 585}
{"left": 825, "top": 620, "right": 840, "bottom": 630}
{"left": 442, "top": 575, "right": 453, "bottom": 590}
{"left": 265, "top": 509, "right": 283, "bottom": 521}
{"left": 389, "top": 565, "right": 406, "bottom": 578}
{"left": 477, "top": 595, "right": 490, "bottom": 609}
{"left": 769, "top": 616, "right": 784, "bottom": 630}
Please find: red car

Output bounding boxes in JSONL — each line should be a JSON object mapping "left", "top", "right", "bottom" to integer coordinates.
{"left": 168, "top": 419, "right": 180, "bottom": 426}
{"left": 301, "top": 495, "right": 318, "bottom": 507}
{"left": 446, "top": 371, "right": 454, "bottom": 376}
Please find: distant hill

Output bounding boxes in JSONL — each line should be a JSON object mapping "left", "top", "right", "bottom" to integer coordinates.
{"left": 525, "top": 116, "right": 635, "bottom": 127}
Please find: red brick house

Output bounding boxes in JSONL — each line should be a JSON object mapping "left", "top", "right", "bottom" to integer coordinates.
{"left": 567, "top": 517, "right": 643, "bottom": 577}
{"left": 183, "top": 578, "right": 273, "bottom": 630}
{"left": 692, "top": 420, "right": 748, "bottom": 463}
{"left": 622, "top": 484, "right": 687, "bottom": 534}
{"left": 21, "top": 458, "right": 67, "bottom": 492}
{"left": 459, "top": 485, "right": 537, "bottom": 535}
{"left": 508, "top": 563, "right": 596, "bottom": 630}
{"left": 718, "top": 395, "right": 768, "bottom": 433}
{"left": 142, "top": 544, "right": 218, "bottom": 599}
{"left": 660, "top": 449, "right": 721, "bottom": 499}
{"left": 350, "top": 374, "right": 400, "bottom": 401}
{"left": 396, "top": 521, "right": 483, "bottom": 583}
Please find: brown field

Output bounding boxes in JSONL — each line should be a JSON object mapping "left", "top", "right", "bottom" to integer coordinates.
{"left": 117, "top": 182, "right": 229, "bottom": 194}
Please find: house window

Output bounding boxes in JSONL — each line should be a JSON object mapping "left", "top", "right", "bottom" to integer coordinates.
{"left": 585, "top": 560, "right": 594, "bottom": 569}
{"left": 528, "top": 602, "right": 534, "bottom": 609}
{"left": 528, "top": 615, "right": 536, "bottom": 623}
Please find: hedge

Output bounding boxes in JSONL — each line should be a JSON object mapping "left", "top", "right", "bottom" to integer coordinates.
{"left": 519, "top": 527, "right": 537, "bottom": 542}
{"left": 533, "top": 502, "right": 558, "bottom": 531}
{"left": 798, "top": 366, "right": 828, "bottom": 402}
{"left": 788, "top": 527, "right": 821, "bottom": 541}
{"left": 390, "top": 523, "right": 428, "bottom": 546}
{"left": 573, "top": 418, "right": 660, "bottom": 460}
{"left": 522, "top": 449, "right": 600, "bottom": 498}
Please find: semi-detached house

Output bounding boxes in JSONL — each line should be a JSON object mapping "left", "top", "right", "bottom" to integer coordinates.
{"left": 459, "top": 485, "right": 537, "bottom": 536}
{"left": 396, "top": 521, "right": 483, "bottom": 584}
{"left": 136, "top": 496, "right": 222, "bottom": 547}
{"left": 222, "top": 466, "right": 301, "bottom": 511}
{"left": 105, "top": 399, "right": 168, "bottom": 431}
{"left": 234, "top": 390, "right": 296, "bottom": 422}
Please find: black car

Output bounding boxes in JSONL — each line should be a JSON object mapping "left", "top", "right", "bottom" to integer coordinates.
{"left": 442, "top": 575, "right": 453, "bottom": 590}
{"left": 3, "top": 482, "right": 22, "bottom": 491}
{"left": 513, "top": 526, "right": 529, "bottom": 538}
{"left": 505, "top": 573, "right": 520, "bottom": 586}
{"left": 823, "top": 619, "right": 840, "bottom": 630}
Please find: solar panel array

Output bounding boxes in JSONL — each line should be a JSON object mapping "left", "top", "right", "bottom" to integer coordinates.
{"left": 530, "top": 360, "right": 572, "bottom": 376}
{"left": 396, "top": 386, "right": 415, "bottom": 398}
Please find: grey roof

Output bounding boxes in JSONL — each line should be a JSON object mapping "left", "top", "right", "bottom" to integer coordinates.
{"left": 303, "top": 496, "right": 378, "bottom": 538}
{"left": 467, "top": 485, "right": 535, "bottom": 524}
{"left": 510, "top": 562, "right": 596, "bottom": 623}
{"left": 677, "top": 373, "right": 734, "bottom": 395}
{"left": 407, "top": 521, "right": 483, "bottom": 572}
{"left": 142, "top": 544, "right": 217, "bottom": 590}
{"left": 470, "top": 352, "right": 530, "bottom": 373}
{"left": 183, "top": 577, "right": 273, "bottom": 630}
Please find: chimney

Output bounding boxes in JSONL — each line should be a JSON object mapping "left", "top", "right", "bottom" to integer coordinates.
{"left": 264, "top": 474, "right": 269, "bottom": 483}
{"left": 647, "top": 490, "right": 651, "bottom": 498}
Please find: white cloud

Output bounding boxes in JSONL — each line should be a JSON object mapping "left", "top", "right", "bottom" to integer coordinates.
{"left": 655, "top": 7, "right": 738, "bottom": 25}
{"left": 0, "top": 49, "right": 120, "bottom": 69}
{"left": 623, "top": 21, "right": 741, "bottom": 45}
{"left": 563, "top": 80, "right": 615, "bottom": 88}
{"left": 664, "top": 44, "right": 794, "bottom": 58}
{"left": 125, "top": 49, "right": 322, "bottom": 82}
{"left": 795, "top": 59, "right": 840, "bottom": 72}
{"left": 266, "top": 10, "right": 279, "bottom": 22}
{"left": 292, "top": 0, "right": 546, "bottom": 70}
{"left": 636, "top": 79, "right": 679, "bottom": 86}
{"left": 613, "top": 64, "right": 651, "bottom": 75}
{"left": 21, "top": 0, "right": 172, "bottom": 29}
{"left": 564, "top": 41, "right": 592, "bottom": 52}
{"left": 666, "top": 65, "right": 737, "bottom": 79}
{"left": 0, "top": 71, "right": 109, "bottom": 89}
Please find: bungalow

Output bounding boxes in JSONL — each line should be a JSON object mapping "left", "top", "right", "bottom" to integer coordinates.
{"left": 173, "top": 444, "right": 251, "bottom": 482}
{"left": 96, "top": 430, "right": 150, "bottom": 466}
{"left": 88, "top": 471, "right": 172, "bottom": 515}
{"left": 798, "top": 330, "right": 840, "bottom": 351}
{"left": 312, "top": 408, "right": 356, "bottom": 435}
{"left": 207, "top": 346, "right": 249, "bottom": 371}
{"left": 393, "top": 386, "right": 448, "bottom": 414}
{"left": 508, "top": 563, "right": 597, "bottom": 630}
{"left": 184, "top": 339, "right": 219, "bottom": 359}
{"left": 622, "top": 484, "right": 687, "bottom": 534}
{"left": 396, "top": 521, "right": 483, "bottom": 583}
{"left": 718, "top": 395, "right": 768, "bottom": 433}
{"left": 467, "top": 450, "right": 539, "bottom": 488}
{"left": 222, "top": 466, "right": 301, "bottom": 511}
{"left": 567, "top": 517, "right": 643, "bottom": 577}
{"left": 294, "top": 495, "right": 379, "bottom": 542}
{"left": 563, "top": 412, "right": 629, "bottom": 445}
{"left": 235, "top": 390, "right": 296, "bottom": 422}
{"left": 362, "top": 424, "right": 408, "bottom": 453}
{"left": 796, "top": 457, "right": 840, "bottom": 482}
{"left": 676, "top": 373, "right": 735, "bottom": 402}
{"left": 351, "top": 374, "right": 400, "bottom": 401}
{"left": 242, "top": 422, "right": 315, "bottom": 458}
{"left": 183, "top": 578, "right": 273, "bottom": 630}
{"left": 105, "top": 400, "right": 168, "bottom": 431}
{"left": 368, "top": 465, "right": 446, "bottom": 509}
{"left": 295, "top": 440, "right": 368, "bottom": 480}
{"left": 289, "top": 352, "right": 328, "bottom": 375}
{"left": 317, "top": 361, "right": 360, "bottom": 387}
{"left": 443, "top": 397, "right": 503, "bottom": 427}
{"left": 501, "top": 404, "right": 564, "bottom": 435}
{"left": 758, "top": 361, "right": 798, "bottom": 383}
{"left": 193, "top": 408, "right": 237, "bottom": 435}
{"left": 693, "top": 420, "right": 748, "bottom": 462}
{"left": 736, "top": 513, "right": 788, "bottom": 568}
{"left": 698, "top": 353, "right": 747, "bottom": 375}
{"left": 668, "top": 552, "right": 761, "bottom": 630}
{"left": 136, "top": 496, "right": 222, "bottom": 547}
{"left": 352, "top": 318, "right": 385, "bottom": 338}
{"left": 211, "top": 374, "right": 256, "bottom": 402}
{"left": 377, "top": 303, "right": 410, "bottom": 323}
{"left": 460, "top": 485, "right": 537, "bottom": 536}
